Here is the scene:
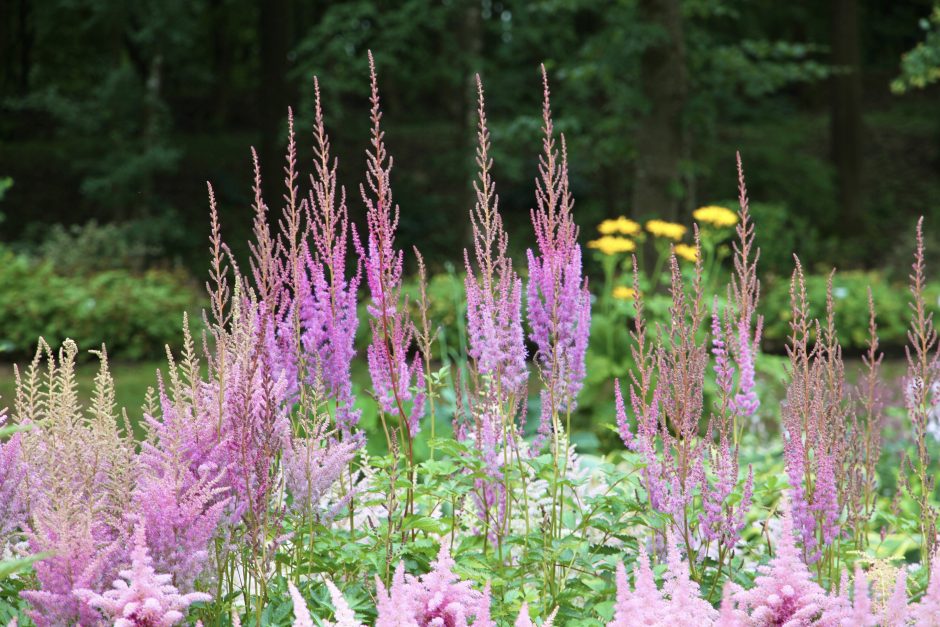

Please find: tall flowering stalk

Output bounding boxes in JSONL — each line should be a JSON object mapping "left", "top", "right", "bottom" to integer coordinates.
{"left": 781, "top": 261, "right": 850, "bottom": 572}
{"left": 461, "top": 75, "right": 529, "bottom": 551}
{"left": 616, "top": 157, "right": 759, "bottom": 584}
{"left": 901, "top": 217, "right": 940, "bottom": 568}
{"left": 525, "top": 68, "right": 591, "bottom": 593}
{"left": 526, "top": 66, "right": 591, "bottom": 446}
{"left": 296, "top": 77, "right": 363, "bottom": 437}
{"left": 358, "top": 52, "right": 425, "bottom": 462}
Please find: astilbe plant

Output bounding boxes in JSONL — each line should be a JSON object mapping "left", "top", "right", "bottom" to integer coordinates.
{"left": 459, "top": 75, "right": 529, "bottom": 549}
{"left": 526, "top": 65, "right": 591, "bottom": 449}
{"left": 729, "top": 496, "right": 832, "bottom": 625}
{"left": 14, "top": 341, "right": 136, "bottom": 626}
{"left": 358, "top": 52, "right": 425, "bottom": 457}
{"left": 74, "top": 523, "right": 210, "bottom": 626}
{"left": 901, "top": 217, "right": 940, "bottom": 568}
{"left": 374, "top": 545, "right": 491, "bottom": 626}
{"left": 616, "top": 157, "right": 759, "bottom": 578}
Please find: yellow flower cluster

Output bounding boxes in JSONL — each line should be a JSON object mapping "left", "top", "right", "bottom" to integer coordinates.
{"left": 674, "top": 243, "right": 699, "bottom": 262}
{"left": 693, "top": 205, "right": 738, "bottom": 228}
{"left": 587, "top": 236, "right": 636, "bottom": 256}
{"left": 612, "top": 286, "right": 636, "bottom": 300}
{"left": 598, "top": 216, "right": 641, "bottom": 236}
{"left": 645, "top": 219, "right": 687, "bottom": 241}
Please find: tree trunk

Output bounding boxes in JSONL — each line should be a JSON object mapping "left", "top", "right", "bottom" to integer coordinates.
{"left": 632, "top": 0, "right": 687, "bottom": 223}
{"left": 831, "top": 0, "right": 863, "bottom": 237}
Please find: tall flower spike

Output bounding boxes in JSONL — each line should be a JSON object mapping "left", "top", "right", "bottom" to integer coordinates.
{"left": 374, "top": 544, "right": 490, "bottom": 626}
{"left": 323, "top": 580, "right": 364, "bottom": 627}
{"left": 297, "top": 75, "right": 363, "bottom": 436}
{"left": 526, "top": 65, "right": 591, "bottom": 445}
{"left": 358, "top": 51, "right": 424, "bottom": 445}
{"left": 661, "top": 530, "right": 718, "bottom": 622}
{"left": 881, "top": 566, "right": 908, "bottom": 626}
{"left": 607, "top": 545, "right": 666, "bottom": 626}
{"left": 464, "top": 74, "right": 528, "bottom": 398}
{"left": 288, "top": 582, "right": 314, "bottom": 627}
{"left": 73, "top": 523, "right": 210, "bottom": 627}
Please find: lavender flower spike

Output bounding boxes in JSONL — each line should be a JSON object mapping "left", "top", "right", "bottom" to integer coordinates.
{"left": 526, "top": 65, "right": 591, "bottom": 442}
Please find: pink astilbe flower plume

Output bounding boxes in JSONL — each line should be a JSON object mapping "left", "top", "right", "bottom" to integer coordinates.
{"left": 881, "top": 567, "right": 909, "bottom": 626}
{"left": 515, "top": 602, "right": 557, "bottom": 627}
{"left": 819, "top": 565, "right": 877, "bottom": 626}
{"left": 732, "top": 495, "right": 832, "bottom": 625}
{"left": 607, "top": 545, "right": 666, "bottom": 626}
{"left": 288, "top": 581, "right": 315, "bottom": 627}
{"left": 17, "top": 341, "right": 136, "bottom": 626}
{"left": 73, "top": 523, "right": 210, "bottom": 627}
{"left": 910, "top": 547, "right": 940, "bottom": 626}
{"left": 357, "top": 51, "right": 424, "bottom": 449}
{"left": 322, "top": 580, "right": 365, "bottom": 627}
{"left": 375, "top": 545, "right": 491, "bottom": 626}
{"left": 526, "top": 65, "right": 591, "bottom": 446}
{"left": 661, "top": 531, "right": 719, "bottom": 622}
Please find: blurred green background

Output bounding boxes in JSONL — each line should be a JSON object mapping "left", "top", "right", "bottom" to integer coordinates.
{"left": 1, "top": 0, "right": 940, "bottom": 446}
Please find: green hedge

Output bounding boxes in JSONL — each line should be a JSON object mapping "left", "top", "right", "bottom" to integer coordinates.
{"left": 0, "top": 247, "right": 203, "bottom": 361}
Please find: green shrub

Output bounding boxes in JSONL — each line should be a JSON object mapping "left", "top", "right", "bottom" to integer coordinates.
{"left": 759, "top": 269, "right": 940, "bottom": 351}
{"left": 0, "top": 246, "right": 203, "bottom": 360}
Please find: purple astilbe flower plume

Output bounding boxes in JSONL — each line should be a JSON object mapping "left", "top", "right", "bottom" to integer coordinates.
{"left": 465, "top": 75, "right": 528, "bottom": 399}
{"left": 781, "top": 260, "right": 849, "bottom": 563}
{"left": 375, "top": 544, "right": 490, "bottom": 626}
{"left": 607, "top": 546, "right": 666, "bottom": 626}
{"left": 0, "top": 422, "right": 26, "bottom": 541}
{"left": 357, "top": 52, "right": 424, "bottom": 449}
{"left": 730, "top": 153, "right": 763, "bottom": 420}
{"left": 526, "top": 65, "right": 591, "bottom": 445}
{"left": 910, "top": 547, "right": 940, "bottom": 625}
{"left": 661, "top": 531, "right": 719, "bottom": 622}
{"left": 135, "top": 422, "right": 230, "bottom": 591}
{"left": 732, "top": 495, "right": 832, "bottom": 625}
{"left": 296, "top": 77, "right": 363, "bottom": 436}
{"left": 461, "top": 78, "right": 530, "bottom": 549}
{"left": 282, "top": 423, "right": 359, "bottom": 515}
{"left": 73, "top": 523, "right": 210, "bottom": 627}
{"left": 321, "top": 580, "right": 365, "bottom": 627}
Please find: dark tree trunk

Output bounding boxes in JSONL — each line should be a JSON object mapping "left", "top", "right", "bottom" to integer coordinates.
{"left": 17, "top": 0, "right": 33, "bottom": 94}
{"left": 632, "top": 0, "right": 687, "bottom": 223}
{"left": 831, "top": 0, "right": 863, "bottom": 236}
{"left": 258, "top": 0, "right": 290, "bottom": 203}
{"left": 209, "top": 0, "right": 232, "bottom": 128}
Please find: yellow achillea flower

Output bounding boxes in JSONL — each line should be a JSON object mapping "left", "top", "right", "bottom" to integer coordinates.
{"left": 587, "top": 236, "right": 636, "bottom": 256}
{"left": 598, "top": 216, "right": 641, "bottom": 236}
{"left": 674, "top": 243, "right": 699, "bottom": 262}
{"left": 612, "top": 286, "right": 636, "bottom": 300}
{"left": 693, "top": 205, "right": 738, "bottom": 228}
{"left": 645, "top": 219, "right": 687, "bottom": 241}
